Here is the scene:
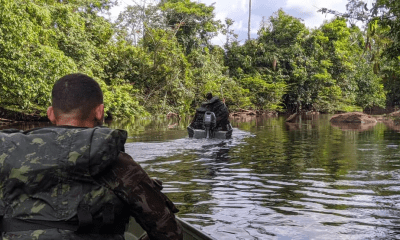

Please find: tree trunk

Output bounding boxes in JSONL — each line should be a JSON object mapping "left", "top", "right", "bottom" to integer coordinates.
{"left": 248, "top": 0, "right": 251, "bottom": 40}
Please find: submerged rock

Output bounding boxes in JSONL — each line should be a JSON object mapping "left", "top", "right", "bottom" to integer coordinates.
{"left": 330, "top": 112, "right": 377, "bottom": 124}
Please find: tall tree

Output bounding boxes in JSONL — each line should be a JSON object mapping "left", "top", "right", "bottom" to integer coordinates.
{"left": 115, "top": 0, "right": 162, "bottom": 45}
{"left": 160, "top": 0, "right": 221, "bottom": 55}
{"left": 248, "top": 0, "right": 251, "bottom": 40}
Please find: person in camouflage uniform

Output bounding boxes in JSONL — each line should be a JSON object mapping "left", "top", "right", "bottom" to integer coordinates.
{"left": 0, "top": 74, "right": 183, "bottom": 240}
{"left": 190, "top": 102, "right": 209, "bottom": 129}
{"left": 205, "top": 93, "right": 230, "bottom": 131}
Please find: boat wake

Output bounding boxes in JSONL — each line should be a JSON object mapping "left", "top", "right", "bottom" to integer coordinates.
{"left": 125, "top": 128, "right": 253, "bottom": 163}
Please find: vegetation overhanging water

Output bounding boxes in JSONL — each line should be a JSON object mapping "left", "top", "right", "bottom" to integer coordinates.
{"left": 2, "top": 0, "right": 400, "bottom": 121}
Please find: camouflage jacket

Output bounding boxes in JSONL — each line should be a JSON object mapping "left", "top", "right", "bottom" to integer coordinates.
{"left": 207, "top": 97, "right": 229, "bottom": 126}
{"left": 0, "top": 126, "right": 182, "bottom": 240}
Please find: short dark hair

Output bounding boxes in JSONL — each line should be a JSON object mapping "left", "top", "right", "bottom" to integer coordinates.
{"left": 206, "top": 92, "right": 213, "bottom": 100}
{"left": 52, "top": 73, "right": 103, "bottom": 120}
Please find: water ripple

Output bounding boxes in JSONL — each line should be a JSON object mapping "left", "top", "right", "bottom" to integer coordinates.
{"left": 124, "top": 117, "right": 400, "bottom": 239}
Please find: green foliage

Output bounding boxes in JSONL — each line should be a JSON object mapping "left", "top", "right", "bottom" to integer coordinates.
{"left": 225, "top": 9, "right": 387, "bottom": 113}
{"left": 99, "top": 80, "right": 148, "bottom": 118}
{"left": 140, "top": 28, "right": 193, "bottom": 114}
{"left": 319, "top": 0, "right": 400, "bottom": 108}
{"left": 0, "top": 0, "right": 394, "bottom": 119}
{"left": 239, "top": 75, "right": 286, "bottom": 110}
{"left": 115, "top": 3, "right": 164, "bottom": 45}
{"left": 186, "top": 47, "right": 250, "bottom": 111}
{"left": 374, "top": 0, "right": 400, "bottom": 59}
{"left": 380, "top": 57, "right": 400, "bottom": 106}
{"left": 0, "top": 0, "right": 143, "bottom": 118}
{"left": 160, "top": 0, "right": 221, "bottom": 55}
{"left": 0, "top": 0, "right": 78, "bottom": 110}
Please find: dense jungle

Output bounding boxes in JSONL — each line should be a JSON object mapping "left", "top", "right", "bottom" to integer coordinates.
{"left": 1, "top": 0, "right": 400, "bottom": 121}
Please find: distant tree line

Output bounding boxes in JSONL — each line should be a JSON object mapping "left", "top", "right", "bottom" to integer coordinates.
{"left": 0, "top": 0, "right": 398, "bottom": 118}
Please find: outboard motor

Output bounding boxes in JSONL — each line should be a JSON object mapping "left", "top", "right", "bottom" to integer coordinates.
{"left": 203, "top": 111, "right": 216, "bottom": 138}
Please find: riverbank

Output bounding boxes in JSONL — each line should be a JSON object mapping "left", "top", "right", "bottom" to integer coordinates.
{"left": 0, "top": 107, "right": 277, "bottom": 126}
{"left": 0, "top": 107, "right": 48, "bottom": 126}
{"left": 325, "top": 110, "right": 400, "bottom": 132}
{"left": 2, "top": 105, "right": 400, "bottom": 131}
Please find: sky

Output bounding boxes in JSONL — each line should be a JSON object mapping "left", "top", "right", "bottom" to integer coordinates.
{"left": 108, "top": 0, "right": 360, "bottom": 46}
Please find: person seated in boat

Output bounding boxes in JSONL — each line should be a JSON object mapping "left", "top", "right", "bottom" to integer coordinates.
{"left": 191, "top": 102, "right": 209, "bottom": 129}
{"left": 0, "top": 73, "right": 183, "bottom": 240}
{"left": 205, "top": 92, "right": 230, "bottom": 131}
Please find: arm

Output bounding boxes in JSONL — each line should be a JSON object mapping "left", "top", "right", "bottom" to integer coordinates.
{"left": 97, "top": 152, "right": 183, "bottom": 240}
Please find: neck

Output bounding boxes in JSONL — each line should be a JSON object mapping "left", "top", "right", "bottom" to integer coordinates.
{"left": 56, "top": 121, "right": 97, "bottom": 128}
{"left": 55, "top": 113, "right": 102, "bottom": 128}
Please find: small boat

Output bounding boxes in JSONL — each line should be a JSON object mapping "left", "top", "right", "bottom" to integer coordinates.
{"left": 187, "top": 111, "right": 233, "bottom": 139}
{"left": 125, "top": 217, "right": 217, "bottom": 240}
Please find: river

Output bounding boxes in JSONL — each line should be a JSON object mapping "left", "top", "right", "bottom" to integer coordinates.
{"left": 3, "top": 114, "right": 400, "bottom": 239}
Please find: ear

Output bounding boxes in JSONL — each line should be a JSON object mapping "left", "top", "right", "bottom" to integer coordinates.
{"left": 94, "top": 104, "right": 104, "bottom": 122}
{"left": 47, "top": 106, "right": 56, "bottom": 124}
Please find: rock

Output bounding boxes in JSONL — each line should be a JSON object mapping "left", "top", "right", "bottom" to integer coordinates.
{"left": 330, "top": 112, "right": 377, "bottom": 132}
{"left": 330, "top": 112, "right": 377, "bottom": 124}
{"left": 388, "top": 110, "right": 400, "bottom": 118}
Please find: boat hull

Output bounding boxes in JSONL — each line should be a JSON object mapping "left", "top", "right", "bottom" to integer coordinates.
{"left": 124, "top": 217, "right": 216, "bottom": 240}
{"left": 187, "top": 123, "right": 233, "bottom": 139}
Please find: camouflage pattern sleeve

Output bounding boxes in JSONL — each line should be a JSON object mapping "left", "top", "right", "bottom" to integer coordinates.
{"left": 94, "top": 152, "right": 183, "bottom": 240}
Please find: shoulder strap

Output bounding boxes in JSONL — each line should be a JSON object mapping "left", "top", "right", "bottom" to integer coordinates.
{"left": 0, "top": 200, "right": 4, "bottom": 220}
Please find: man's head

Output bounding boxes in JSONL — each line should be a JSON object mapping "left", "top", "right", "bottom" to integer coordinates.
{"left": 206, "top": 92, "right": 213, "bottom": 100}
{"left": 47, "top": 73, "right": 104, "bottom": 127}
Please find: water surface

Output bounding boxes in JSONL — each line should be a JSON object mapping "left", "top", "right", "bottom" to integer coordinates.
{"left": 5, "top": 115, "right": 400, "bottom": 239}
{"left": 110, "top": 115, "right": 400, "bottom": 240}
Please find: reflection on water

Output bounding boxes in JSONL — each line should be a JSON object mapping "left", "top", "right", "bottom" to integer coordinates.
{"left": 106, "top": 117, "right": 189, "bottom": 142}
{"left": 119, "top": 115, "right": 400, "bottom": 240}
{"left": 0, "top": 121, "right": 51, "bottom": 131}
{"left": 4, "top": 115, "right": 400, "bottom": 239}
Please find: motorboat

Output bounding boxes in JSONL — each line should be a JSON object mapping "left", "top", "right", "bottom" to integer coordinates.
{"left": 187, "top": 111, "right": 233, "bottom": 139}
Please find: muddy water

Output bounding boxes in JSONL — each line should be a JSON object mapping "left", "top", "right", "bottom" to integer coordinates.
{"left": 5, "top": 115, "right": 400, "bottom": 239}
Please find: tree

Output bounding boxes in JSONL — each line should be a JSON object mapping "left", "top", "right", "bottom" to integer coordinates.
{"left": 0, "top": 0, "right": 147, "bottom": 118}
{"left": 226, "top": 9, "right": 384, "bottom": 112}
{"left": 115, "top": 0, "right": 163, "bottom": 45}
{"left": 374, "top": 0, "right": 400, "bottom": 59}
{"left": 0, "top": 0, "right": 77, "bottom": 110}
{"left": 256, "top": 10, "right": 309, "bottom": 111}
{"left": 222, "top": 18, "right": 238, "bottom": 47}
{"left": 248, "top": 0, "right": 251, "bottom": 40}
{"left": 160, "top": 0, "right": 221, "bottom": 55}
{"left": 319, "top": 0, "right": 394, "bottom": 108}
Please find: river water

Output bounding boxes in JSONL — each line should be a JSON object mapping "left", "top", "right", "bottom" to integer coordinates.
{"left": 110, "top": 114, "right": 400, "bottom": 240}
{"left": 4, "top": 114, "right": 400, "bottom": 239}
